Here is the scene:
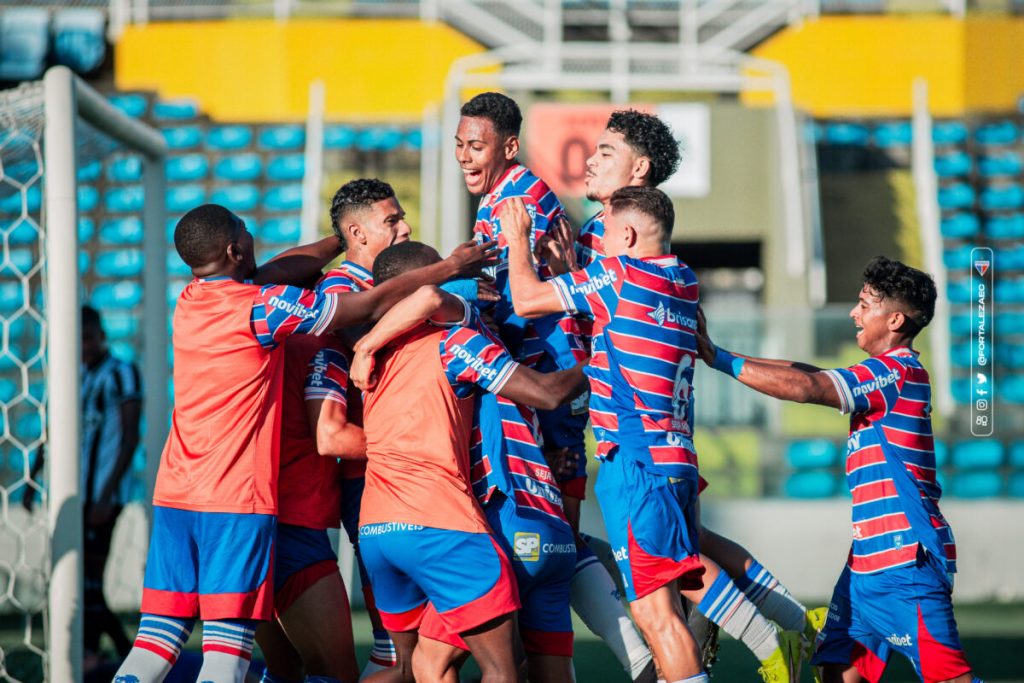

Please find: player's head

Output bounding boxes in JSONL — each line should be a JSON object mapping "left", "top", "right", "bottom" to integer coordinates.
{"left": 372, "top": 241, "right": 442, "bottom": 283}
{"left": 586, "top": 110, "right": 681, "bottom": 204}
{"left": 329, "top": 178, "right": 411, "bottom": 260}
{"left": 456, "top": 92, "right": 522, "bottom": 196}
{"left": 173, "top": 204, "right": 256, "bottom": 279}
{"left": 851, "top": 256, "right": 936, "bottom": 355}
{"left": 602, "top": 186, "right": 675, "bottom": 258}
{"left": 81, "top": 304, "right": 106, "bottom": 366}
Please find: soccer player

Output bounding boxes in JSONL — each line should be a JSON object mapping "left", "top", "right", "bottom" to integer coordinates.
{"left": 500, "top": 187, "right": 709, "bottom": 682}
{"left": 113, "top": 204, "right": 494, "bottom": 683}
{"left": 695, "top": 256, "right": 981, "bottom": 683}
{"left": 349, "top": 241, "right": 587, "bottom": 683}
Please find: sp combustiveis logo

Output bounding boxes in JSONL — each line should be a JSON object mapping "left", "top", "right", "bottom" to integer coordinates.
{"left": 513, "top": 532, "right": 541, "bottom": 562}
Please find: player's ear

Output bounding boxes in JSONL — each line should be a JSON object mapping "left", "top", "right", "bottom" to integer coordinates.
{"left": 632, "top": 156, "right": 651, "bottom": 184}
{"left": 504, "top": 135, "right": 520, "bottom": 161}
{"left": 888, "top": 310, "right": 906, "bottom": 332}
{"left": 624, "top": 224, "right": 639, "bottom": 249}
{"left": 226, "top": 240, "right": 244, "bottom": 264}
{"left": 348, "top": 222, "right": 367, "bottom": 246}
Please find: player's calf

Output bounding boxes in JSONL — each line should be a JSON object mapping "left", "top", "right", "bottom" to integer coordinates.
{"left": 113, "top": 615, "right": 195, "bottom": 683}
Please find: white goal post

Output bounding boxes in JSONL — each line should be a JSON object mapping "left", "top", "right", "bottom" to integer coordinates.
{"left": 42, "top": 65, "right": 168, "bottom": 682}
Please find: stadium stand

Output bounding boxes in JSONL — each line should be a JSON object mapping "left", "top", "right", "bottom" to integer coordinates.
{"left": 0, "top": 9, "right": 49, "bottom": 82}
{"left": 52, "top": 9, "right": 107, "bottom": 75}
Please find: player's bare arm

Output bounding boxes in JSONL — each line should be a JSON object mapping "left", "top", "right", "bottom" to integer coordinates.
{"left": 496, "top": 362, "right": 589, "bottom": 411}
{"left": 253, "top": 235, "right": 345, "bottom": 286}
{"left": 306, "top": 398, "right": 366, "bottom": 460}
{"left": 500, "top": 198, "right": 565, "bottom": 318}
{"left": 91, "top": 398, "right": 142, "bottom": 526}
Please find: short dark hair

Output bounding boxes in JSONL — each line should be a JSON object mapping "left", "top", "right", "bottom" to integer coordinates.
{"left": 173, "top": 204, "right": 240, "bottom": 268}
{"left": 329, "top": 178, "right": 396, "bottom": 249}
{"left": 81, "top": 304, "right": 102, "bottom": 331}
{"left": 460, "top": 92, "right": 522, "bottom": 139}
{"left": 607, "top": 110, "right": 681, "bottom": 187}
{"left": 862, "top": 256, "right": 936, "bottom": 335}
{"left": 609, "top": 186, "right": 675, "bottom": 241}
{"left": 372, "top": 241, "right": 440, "bottom": 283}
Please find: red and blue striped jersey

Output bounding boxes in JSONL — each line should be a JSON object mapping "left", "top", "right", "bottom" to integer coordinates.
{"left": 576, "top": 210, "right": 606, "bottom": 269}
{"left": 317, "top": 260, "right": 374, "bottom": 296}
{"left": 249, "top": 281, "right": 338, "bottom": 350}
{"left": 824, "top": 348, "right": 956, "bottom": 575}
{"left": 439, "top": 323, "right": 520, "bottom": 400}
{"left": 549, "top": 256, "right": 701, "bottom": 480}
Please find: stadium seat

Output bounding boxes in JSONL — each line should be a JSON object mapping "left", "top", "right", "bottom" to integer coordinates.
{"left": 210, "top": 185, "right": 260, "bottom": 213}
{"left": 979, "top": 184, "right": 1024, "bottom": 212}
{"left": 952, "top": 440, "right": 1004, "bottom": 469}
{"left": 937, "top": 183, "right": 975, "bottom": 211}
{"left": 79, "top": 251, "right": 91, "bottom": 274}
{"left": 95, "top": 249, "right": 144, "bottom": 278}
{"left": 214, "top": 154, "right": 262, "bottom": 182}
{"left": 357, "top": 127, "right": 404, "bottom": 152}
{"left": 0, "top": 378, "right": 16, "bottom": 403}
{"left": 110, "top": 341, "right": 137, "bottom": 363}
{"left": 0, "top": 249, "right": 33, "bottom": 278}
{"left": 1000, "top": 375, "right": 1024, "bottom": 403}
{"left": 783, "top": 470, "right": 838, "bottom": 498}
{"left": 405, "top": 128, "right": 424, "bottom": 150}
{"left": 324, "top": 125, "right": 357, "bottom": 150}
{"left": 0, "top": 9, "right": 50, "bottom": 81}
{"left": 873, "top": 121, "right": 911, "bottom": 148}
{"left": 785, "top": 439, "right": 839, "bottom": 469}
{"left": 108, "top": 93, "right": 149, "bottom": 119}
{"left": 945, "top": 279, "right": 972, "bottom": 304}
{"left": 165, "top": 154, "right": 209, "bottom": 182}
{"left": 994, "top": 279, "right": 1024, "bottom": 303}
{"left": 824, "top": 122, "right": 869, "bottom": 146}
{"left": 933, "top": 151, "right": 972, "bottom": 178}
{"left": 932, "top": 121, "right": 968, "bottom": 146}
{"left": 1008, "top": 472, "right": 1024, "bottom": 498}
{"left": 2, "top": 219, "right": 37, "bottom": 245}
{"left": 207, "top": 125, "right": 253, "bottom": 151}
{"left": 0, "top": 282, "right": 23, "bottom": 312}
{"left": 14, "top": 412, "right": 42, "bottom": 443}
{"left": 261, "top": 216, "right": 301, "bottom": 244}
{"left": 167, "top": 252, "right": 192, "bottom": 278}
{"left": 263, "top": 185, "right": 303, "bottom": 212}
{"left": 979, "top": 151, "right": 1023, "bottom": 178}
{"left": 258, "top": 125, "right": 305, "bottom": 151}
{"left": 0, "top": 185, "right": 41, "bottom": 215}
{"left": 949, "top": 311, "right": 972, "bottom": 337}
{"left": 162, "top": 126, "right": 203, "bottom": 150}
{"left": 949, "top": 343, "right": 971, "bottom": 368}
{"left": 975, "top": 120, "right": 1019, "bottom": 147}
{"left": 91, "top": 281, "right": 143, "bottom": 309}
{"left": 942, "top": 244, "right": 973, "bottom": 270}
{"left": 167, "top": 279, "right": 188, "bottom": 307}
{"left": 99, "top": 217, "right": 143, "bottom": 245}
{"left": 77, "top": 159, "right": 102, "bottom": 183}
{"left": 153, "top": 99, "right": 200, "bottom": 121}
{"left": 78, "top": 217, "right": 95, "bottom": 242}
{"left": 52, "top": 9, "right": 106, "bottom": 74}
{"left": 166, "top": 185, "right": 207, "bottom": 213}
{"left": 107, "top": 156, "right": 143, "bottom": 183}
{"left": 985, "top": 213, "right": 1024, "bottom": 240}
{"left": 104, "top": 186, "right": 144, "bottom": 213}
{"left": 266, "top": 155, "right": 305, "bottom": 182}
{"left": 165, "top": 217, "right": 179, "bottom": 242}
{"left": 1009, "top": 440, "right": 1024, "bottom": 469}
{"left": 939, "top": 213, "right": 979, "bottom": 239}
{"left": 996, "top": 311, "right": 1024, "bottom": 334}
{"left": 238, "top": 216, "right": 258, "bottom": 237}
{"left": 933, "top": 439, "right": 949, "bottom": 468}
{"left": 951, "top": 377, "right": 971, "bottom": 404}
{"left": 4, "top": 160, "right": 40, "bottom": 185}
{"left": 997, "top": 244, "right": 1024, "bottom": 271}
{"left": 949, "top": 471, "right": 1001, "bottom": 498}
{"left": 103, "top": 312, "right": 138, "bottom": 340}
{"left": 997, "top": 344, "right": 1024, "bottom": 368}
{"left": 78, "top": 186, "right": 99, "bottom": 212}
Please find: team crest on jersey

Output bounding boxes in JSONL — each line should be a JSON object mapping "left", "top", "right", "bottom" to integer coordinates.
{"left": 513, "top": 532, "right": 541, "bottom": 562}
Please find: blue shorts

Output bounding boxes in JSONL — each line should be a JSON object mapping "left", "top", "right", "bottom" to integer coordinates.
{"left": 141, "top": 506, "right": 275, "bottom": 621}
{"left": 273, "top": 524, "right": 338, "bottom": 616}
{"left": 487, "top": 495, "right": 575, "bottom": 656}
{"left": 594, "top": 456, "right": 703, "bottom": 602}
{"left": 340, "top": 476, "right": 372, "bottom": 587}
{"left": 358, "top": 523, "right": 519, "bottom": 635}
{"left": 813, "top": 551, "right": 972, "bottom": 683}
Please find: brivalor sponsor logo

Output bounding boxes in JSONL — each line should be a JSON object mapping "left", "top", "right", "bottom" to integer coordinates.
{"left": 646, "top": 301, "right": 697, "bottom": 329}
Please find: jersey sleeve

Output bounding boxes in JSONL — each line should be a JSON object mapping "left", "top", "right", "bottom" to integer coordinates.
{"left": 304, "top": 347, "right": 349, "bottom": 406}
{"left": 109, "top": 361, "right": 142, "bottom": 404}
{"left": 426, "top": 293, "right": 473, "bottom": 330}
{"left": 251, "top": 284, "right": 338, "bottom": 350}
{"left": 317, "top": 269, "right": 371, "bottom": 295}
{"left": 548, "top": 257, "right": 626, "bottom": 323}
{"left": 823, "top": 356, "right": 907, "bottom": 416}
{"left": 440, "top": 326, "right": 520, "bottom": 397}
{"left": 493, "top": 194, "right": 553, "bottom": 255}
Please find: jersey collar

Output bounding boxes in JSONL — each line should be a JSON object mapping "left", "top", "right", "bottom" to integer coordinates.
{"left": 338, "top": 260, "right": 374, "bottom": 285}
{"left": 486, "top": 162, "right": 524, "bottom": 198}
{"left": 641, "top": 254, "right": 679, "bottom": 267}
{"left": 883, "top": 345, "right": 918, "bottom": 358}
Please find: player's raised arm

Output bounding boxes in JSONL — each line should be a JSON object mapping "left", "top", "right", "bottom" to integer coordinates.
{"left": 494, "top": 363, "right": 589, "bottom": 411}
{"left": 500, "top": 198, "right": 566, "bottom": 318}
{"left": 304, "top": 346, "right": 366, "bottom": 460}
{"left": 253, "top": 234, "right": 345, "bottom": 286}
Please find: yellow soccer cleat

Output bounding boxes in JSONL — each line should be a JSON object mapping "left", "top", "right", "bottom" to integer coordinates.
{"left": 804, "top": 607, "right": 830, "bottom": 683}
{"left": 757, "top": 629, "right": 802, "bottom": 683}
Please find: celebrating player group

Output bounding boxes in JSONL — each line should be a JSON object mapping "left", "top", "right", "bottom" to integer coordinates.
{"left": 113, "top": 92, "right": 983, "bottom": 683}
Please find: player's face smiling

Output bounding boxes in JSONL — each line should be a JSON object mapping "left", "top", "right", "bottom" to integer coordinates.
{"left": 585, "top": 129, "right": 642, "bottom": 203}
{"left": 455, "top": 116, "right": 516, "bottom": 196}
{"left": 850, "top": 285, "right": 897, "bottom": 355}
{"left": 361, "top": 197, "right": 411, "bottom": 258}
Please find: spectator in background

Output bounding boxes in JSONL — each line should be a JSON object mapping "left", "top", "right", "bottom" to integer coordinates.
{"left": 25, "top": 305, "right": 141, "bottom": 664}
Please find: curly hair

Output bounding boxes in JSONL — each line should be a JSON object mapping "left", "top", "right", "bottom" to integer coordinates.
{"left": 607, "top": 110, "right": 681, "bottom": 187}
{"left": 460, "top": 92, "right": 522, "bottom": 139}
{"left": 173, "top": 203, "right": 240, "bottom": 268}
{"left": 862, "top": 256, "right": 937, "bottom": 334}
{"left": 609, "top": 186, "right": 675, "bottom": 242}
{"left": 329, "top": 178, "right": 396, "bottom": 249}
{"left": 372, "top": 241, "right": 440, "bottom": 283}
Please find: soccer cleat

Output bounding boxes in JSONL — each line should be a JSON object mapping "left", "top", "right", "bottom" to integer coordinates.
{"left": 803, "top": 607, "right": 829, "bottom": 683}
{"left": 757, "top": 629, "right": 802, "bottom": 683}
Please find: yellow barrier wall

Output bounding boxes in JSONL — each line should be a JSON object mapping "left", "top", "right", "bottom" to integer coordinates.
{"left": 116, "top": 19, "right": 486, "bottom": 122}
{"left": 746, "top": 16, "right": 1024, "bottom": 117}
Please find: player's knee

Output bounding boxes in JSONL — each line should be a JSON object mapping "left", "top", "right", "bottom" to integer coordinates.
{"left": 631, "top": 598, "right": 687, "bottom": 642}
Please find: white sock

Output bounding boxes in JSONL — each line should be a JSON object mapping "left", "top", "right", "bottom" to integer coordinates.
{"left": 734, "top": 560, "right": 806, "bottom": 632}
{"left": 664, "top": 675, "right": 709, "bottom": 683}
{"left": 113, "top": 614, "right": 194, "bottom": 683}
{"left": 196, "top": 619, "right": 257, "bottom": 683}
{"left": 697, "top": 570, "right": 778, "bottom": 662}
{"left": 571, "top": 557, "right": 653, "bottom": 679}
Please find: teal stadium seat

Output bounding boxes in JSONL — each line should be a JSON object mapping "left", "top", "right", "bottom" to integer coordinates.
{"left": 166, "top": 185, "right": 207, "bottom": 213}
{"left": 167, "top": 280, "right": 188, "bottom": 307}
{"left": 785, "top": 439, "right": 839, "bottom": 469}
{"left": 784, "top": 470, "right": 838, "bottom": 498}
{"left": 1009, "top": 472, "right": 1024, "bottom": 498}
{"left": 0, "top": 9, "right": 50, "bottom": 81}
{"left": 104, "top": 186, "right": 144, "bottom": 213}
{"left": 103, "top": 313, "right": 138, "bottom": 340}
{"left": 0, "top": 185, "right": 41, "bottom": 215}
{"left": 996, "top": 244, "right": 1024, "bottom": 270}
{"left": 166, "top": 155, "right": 209, "bottom": 183}
{"left": 259, "top": 125, "right": 304, "bottom": 151}
{"left": 263, "top": 185, "right": 303, "bottom": 212}
{"left": 980, "top": 184, "right": 1024, "bottom": 211}
{"left": 994, "top": 279, "right": 1024, "bottom": 303}
{"left": 942, "top": 244, "right": 973, "bottom": 270}
{"left": 79, "top": 217, "right": 95, "bottom": 242}
{"left": 824, "top": 122, "right": 869, "bottom": 146}
{"left": 986, "top": 214, "right": 1024, "bottom": 240}
{"left": 167, "top": 252, "right": 192, "bottom": 278}
{"left": 979, "top": 151, "right": 1022, "bottom": 178}
{"left": 0, "top": 378, "right": 16, "bottom": 402}
{"left": 1001, "top": 375, "right": 1024, "bottom": 403}
{"left": 207, "top": 125, "right": 253, "bottom": 151}
{"left": 78, "top": 159, "right": 102, "bottom": 182}
{"left": 934, "top": 439, "right": 949, "bottom": 468}
{"left": 945, "top": 279, "right": 971, "bottom": 304}
{"left": 951, "top": 378, "right": 971, "bottom": 404}
{"left": 975, "top": 120, "right": 1019, "bottom": 146}
{"left": 324, "top": 125, "right": 357, "bottom": 150}
{"left": 5, "top": 160, "right": 40, "bottom": 185}
{"left": 1, "top": 249, "right": 33, "bottom": 277}
{"left": 358, "top": 127, "right": 404, "bottom": 152}
{"left": 948, "top": 312, "right": 971, "bottom": 337}
{"left": 261, "top": 216, "right": 301, "bottom": 244}
{"left": 211, "top": 185, "right": 260, "bottom": 213}
{"left": 934, "top": 151, "right": 972, "bottom": 178}
{"left": 80, "top": 251, "right": 91, "bottom": 274}
{"left": 108, "top": 93, "right": 149, "bottom": 119}
{"left": 108, "top": 156, "right": 143, "bottom": 183}
{"left": 53, "top": 9, "right": 106, "bottom": 74}
{"left": 14, "top": 412, "right": 42, "bottom": 444}
{"left": 100, "top": 217, "right": 143, "bottom": 245}
{"left": 4, "top": 219, "right": 38, "bottom": 245}
{"left": 92, "top": 282, "right": 143, "bottom": 309}
{"left": 949, "top": 343, "right": 971, "bottom": 368}
{"left": 79, "top": 185, "right": 99, "bottom": 212}
{"left": 266, "top": 155, "right": 305, "bottom": 182}
{"left": 873, "top": 121, "right": 911, "bottom": 148}
{"left": 950, "top": 471, "right": 1001, "bottom": 498}
{"left": 932, "top": 121, "right": 968, "bottom": 146}
{"left": 939, "top": 213, "right": 979, "bottom": 239}
{"left": 997, "top": 311, "right": 1024, "bottom": 334}
{"left": 110, "top": 341, "right": 136, "bottom": 363}
{"left": 1008, "top": 440, "right": 1024, "bottom": 469}
{"left": 162, "top": 126, "right": 203, "bottom": 151}
{"left": 937, "top": 183, "right": 975, "bottom": 211}
{"left": 214, "top": 154, "right": 262, "bottom": 182}
{"left": 405, "top": 128, "right": 423, "bottom": 150}
{"left": 952, "top": 439, "right": 1004, "bottom": 469}
{"left": 997, "top": 344, "right": 1024, "bottom": 368}
{"left": 95, "top": 250, "right": 144, "bottom": 278}
{"left": 153, "top": 99, "right": 199, "bottom": 121}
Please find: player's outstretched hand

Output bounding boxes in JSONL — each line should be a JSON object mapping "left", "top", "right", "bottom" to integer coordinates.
{"left": 446, "top": 240, "right": 498, "bottom": 279}
{"left": 350, "top": 347, "right": 378, "bottom": 392}
{"left": 543, "top": 447, "right": 579, "bottom": 480}
{"left": 477, "top": 280, "right": 501, "bottom": 303}
{"left": 498, "top": 197, "right": 532, "bottom": 247}
{"left": 695, "top": 306, "right": 716, "bottom": 366}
